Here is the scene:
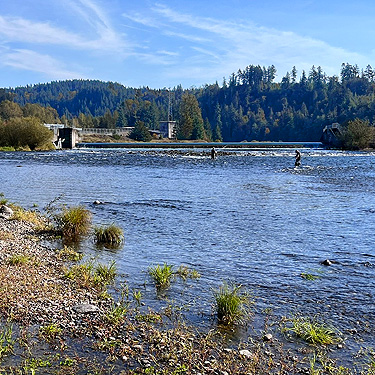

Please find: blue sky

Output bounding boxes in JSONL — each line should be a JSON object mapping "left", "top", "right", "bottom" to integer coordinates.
{"left": 1, "top": 0, "right": 375, "bottom": 89}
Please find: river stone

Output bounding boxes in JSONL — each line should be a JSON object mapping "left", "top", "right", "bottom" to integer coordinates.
{"left": 72, "top": 303, "right": 99, "bottom": 314}
{"left": 0, "top": 205, "right": 13, "bottom": 219}
{"left": 239, "top": 349, "right": 252, "bottom": 358}
{"left": 263, "top": 333, "right": 273, "bottom": 341}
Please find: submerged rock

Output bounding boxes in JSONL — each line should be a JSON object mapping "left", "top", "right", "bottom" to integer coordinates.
{"left": 0, "top": 205, "right": 13, "bottom": 219}
{"left": 321, "top": 259, "right": 332, "bottom": 266}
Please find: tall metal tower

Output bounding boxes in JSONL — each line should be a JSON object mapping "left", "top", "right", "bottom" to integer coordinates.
{"left": 168, "top": 89, "right": 172, "bottom": 121}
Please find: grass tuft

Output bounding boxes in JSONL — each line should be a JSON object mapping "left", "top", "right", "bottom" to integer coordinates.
{"left": 176, "top": 265, "right": 201, "bottom": 280}
{"left": 7, "top": 254, "right": 30, "bottom": 266}
{"left": 64, "top": 260, "right": 117, "bottom": 290}
{"left": 0, "top": 193, "right": 8, "bottom": 205}
{"left": 11, "top": 206, "right": 43, "bottom": 225}
{"left": 213, "top": 282, "right": 251, "bottom": 325}
{"left": 94, "top": 261, "right": 117, "bottom": 286}
{"left": 39, "top": 324, "right": 62, "bottom": 341}
{"left": 104, "top": 303, "right": 128, "bottom": 325}
{"left": 301, "top": 272, "right": 320, "bottom": 281}
{"left": 94, "top": 224, "right": 124, "bottom": 245}
{"left": 283, "top": 316, "right": 341, "bottom": 345}
{"left": 149, "top": 263, "right": 174, "bottom": 288}
{"left": 57, "top": 246, "right": 83, "bottom": 261}
{"left": 0, "top": 324, "right": 14, "bottom": 361}
{"left": 57, "top": 206, "right": 91, "bottom": 239}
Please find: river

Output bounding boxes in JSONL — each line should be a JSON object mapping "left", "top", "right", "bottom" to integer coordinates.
{"left": 1, "top": 147, "right": 375, "bottom": 362}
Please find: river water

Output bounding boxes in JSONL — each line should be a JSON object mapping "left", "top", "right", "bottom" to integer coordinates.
{"left": 1, "top": 148, "right": 375, "bottom": 359}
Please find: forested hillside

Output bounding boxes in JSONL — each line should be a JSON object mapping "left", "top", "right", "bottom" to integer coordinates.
{"left": 2, "top": 63, "right": 375, "bottom": 142}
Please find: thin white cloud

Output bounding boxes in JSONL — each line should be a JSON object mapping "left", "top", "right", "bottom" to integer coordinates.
{"left": 3, "top": 49, "right": 85, "bottom": 80}
{"left": 157, "top": 50, "right": 179, "bottom": 57}
{"left": 64, "top": 0, "right": 128, "bottom": 51}
{"left": 0, "top": 16, "right": 87, "bottom": 47}
{"left": 122, "top": 12, "right": 163, "bottom": 29}
{"left": 0, "top": 0, "right": 128, "bottom": 53}
{"left": 164, "top": 31, "right": 211, "bottom": 43}
{"left": 150, "top": 3, "right": 369, "bottom": 81}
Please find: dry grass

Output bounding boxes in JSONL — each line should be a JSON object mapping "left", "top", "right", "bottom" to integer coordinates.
{"left": 10, "top": 206, "right": 44, "bottom": 226}
{"left": 57, "top": 206, "right": 92, "bottom": 239}
{"left": 0, "top": 230, "right": 14, "bottom": 241}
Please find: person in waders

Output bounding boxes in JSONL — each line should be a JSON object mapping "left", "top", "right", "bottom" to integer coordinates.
{"left": 295, "top": 150, "right": 301, "bottom": 167}
{"left": 211, "top": 147, "right": 217, "bottom": 160}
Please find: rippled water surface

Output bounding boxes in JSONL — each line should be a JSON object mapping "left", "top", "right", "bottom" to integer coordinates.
{"left": 1, "top": 148, "right": 375, "bottom": 356}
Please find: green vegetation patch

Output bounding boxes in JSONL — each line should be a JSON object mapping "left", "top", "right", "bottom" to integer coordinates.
{"left": 94, "top": 224, "right": 124, "bottom": 245}
{"left": 213, "top": 282, "right": 251, "bottom": 325}
{"left": 283, "top": 316, "right": 341, "bottom": 345}
{"left": 56, "top": 205, "right": 92, "bottom": 239}
{"left": 148, "top": 263, "right": 174, "bottom": 288}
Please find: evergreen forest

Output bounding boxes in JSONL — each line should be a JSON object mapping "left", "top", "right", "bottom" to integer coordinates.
{"left": 1, "top": 63, "right": 375, "bottom": 143}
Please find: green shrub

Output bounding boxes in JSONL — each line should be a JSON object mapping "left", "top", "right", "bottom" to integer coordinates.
{"left": 94, "top": 224, "right": 123, "bottom": 245}
{"left": 57, "top": 206, "right": 91, "bottom": 239}
{"left": 340, "top": 118, "right": 374, "bottom": 150}
{"left": 0, "top": 116, "right": 53, "bottom": 150}
{"left": 213, "top": 282, "right": 251, "bottom": 325}
{"left": 149, "top": 263, "right": 174, "bottom": 288}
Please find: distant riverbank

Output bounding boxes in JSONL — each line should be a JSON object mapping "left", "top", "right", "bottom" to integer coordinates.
{"left": 76, "top": 140, "right": 324, "bottom": 149}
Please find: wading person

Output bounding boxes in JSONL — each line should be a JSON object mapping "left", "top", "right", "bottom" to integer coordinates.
{"left": 295, "top": 150, "right": 301, "bottom": 167}
{"left": 211, "top": 147, "right": 217, "bottom": 160}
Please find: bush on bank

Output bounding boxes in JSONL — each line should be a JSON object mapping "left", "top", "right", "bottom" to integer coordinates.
{"left": 340, "top": 118, "right": 375, "bottom": 150}
{"left": 0, "top": 117, "right": 54, "bottom": 151}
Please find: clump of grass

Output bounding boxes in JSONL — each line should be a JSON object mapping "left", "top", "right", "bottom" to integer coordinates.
{"left": 149, "top": 263, "right": 174, "bottom": 288}
{"left": 0, "top": 193, "right": 8, "bottom": 205}
{"left": 94, "top": 224, "right": 123, "bottom": 245}
{"left": 94, "top": 261, "right": 117, "bottom": 286}
{"left": 57, "top": 246, "right": 83, "bottom": 261}
{"left": 301, "top": 272, "right": 320, "bottom": 281}
{"left": 283, "top": 316, "right": 340, "bottom": 345}
{"left": 63, "top": 262, "right": 94, "bottom": 289}
{"left": 11, "top": 206, "right": 43, "bottom": 225}
{"left": 176, "top": 265, "right": 201, "bottom": 280}
{"left": 213, "top": 282, "right": 251, "bottom": 325}
{"left": 104, "top": 303, "right": 128, "bottom": 325}
{"left": 64, "top": 260, "right": 117, "bottom": 290}
{"left": 39, "top": 324, "right": 62, "bottom": 341}
{"left": 0, "top": 324, "right": 14, "bottom": 361}
{"left": 7, "top": 254, "right": 30, "bottom": 266}
{"left": 57, "top": 206, "right": 91, "bottom": 239}
{"left": 132, "top": 289, "right": 142, "bottom": 307}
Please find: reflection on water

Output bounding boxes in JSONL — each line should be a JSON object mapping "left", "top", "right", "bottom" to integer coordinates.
{"left": 1, "top": 148, "right": 375, "bottom": 357}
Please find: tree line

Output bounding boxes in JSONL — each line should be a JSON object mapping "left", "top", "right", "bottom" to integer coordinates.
{"left": 1, "top": 63, "right": 375, "bottom": 148}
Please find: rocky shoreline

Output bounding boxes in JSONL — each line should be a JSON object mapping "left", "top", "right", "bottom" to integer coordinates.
{"left": 0, "top": 207, "right": 372, "bottom": 374}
